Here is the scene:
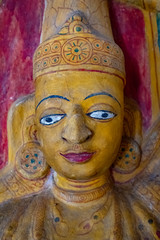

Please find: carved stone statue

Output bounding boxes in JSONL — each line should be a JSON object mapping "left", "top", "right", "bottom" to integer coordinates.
{"left": 0, "top": 0, "right": 160, "bottom": 239}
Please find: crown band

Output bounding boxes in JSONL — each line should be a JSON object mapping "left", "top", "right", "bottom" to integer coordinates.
{"left": 33, "top": 34, "right": 125, "bottom": 82}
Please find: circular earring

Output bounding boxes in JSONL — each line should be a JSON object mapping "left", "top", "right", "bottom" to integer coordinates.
{"left": 113, "top": 137, "right": 141, "bottom": 174}
{"left": 16, "top": 142, "right": 50, "bottom": 180}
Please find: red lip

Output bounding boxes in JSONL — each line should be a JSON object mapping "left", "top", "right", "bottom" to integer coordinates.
{"left": 60, "top": 152, "right": 95, "bottom": 163}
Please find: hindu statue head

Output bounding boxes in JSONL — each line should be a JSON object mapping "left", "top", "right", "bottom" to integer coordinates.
{"left": 31, "top": 11, "right": 126, "bottom": 183}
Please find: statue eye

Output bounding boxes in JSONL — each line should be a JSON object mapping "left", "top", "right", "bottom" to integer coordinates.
{"left": 87, "top": 110, "right": 116, "bottom": 120}
{"left": 40, "top": 114, "right": 66, "bottom": 125}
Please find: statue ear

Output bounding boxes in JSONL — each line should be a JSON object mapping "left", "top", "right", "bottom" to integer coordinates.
{"left": 7, "top": 94, "right": 49, "bottom": 180}
{"left": 123, "top": 97, "right": 142, "bottom": 145}
{"left": 112, "top": 97, "right": 142, "bottom": 183}
{"left": 7, "top": 94, "right": 36, "bottom": 166}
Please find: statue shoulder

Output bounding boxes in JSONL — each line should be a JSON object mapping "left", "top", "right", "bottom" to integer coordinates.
{"left": 0, "top": 188, "right": 52, "bottom": 240}
{"left": 0, "top": 167, "right": 49, "bottom": 204}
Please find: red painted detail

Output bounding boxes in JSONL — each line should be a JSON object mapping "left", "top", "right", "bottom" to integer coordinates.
{"left": 60, "top": 152, "right": 95, "bottom": 163}
{"left": 156, "top": 231, "right": 160, "bottom": 238}
{"left": 35, "top": 69, "right": 125, "bottom": 84}
{"left": 83, "top": 223, "right": 91, "bottom": 230}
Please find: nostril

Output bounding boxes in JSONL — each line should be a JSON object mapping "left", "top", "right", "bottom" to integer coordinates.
{"left": 62, "top": 137, "right": 67, "bottom": 142}
{"left": 86, "top": 134, "right": 92, "bottom": 141}
{"left": 86, "top": 136, "right": 90, "bottom": 141}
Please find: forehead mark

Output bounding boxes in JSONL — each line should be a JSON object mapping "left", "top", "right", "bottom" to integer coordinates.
{"left": 84, "top": 92, "right": 121, "bottom": 107}
{"left": 36, "top": 95, "right": 70, "bottom": 110}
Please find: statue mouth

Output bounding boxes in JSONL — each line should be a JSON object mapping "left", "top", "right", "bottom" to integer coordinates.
{"left": 60, "top": 152, "right": 95, "bottom": 163}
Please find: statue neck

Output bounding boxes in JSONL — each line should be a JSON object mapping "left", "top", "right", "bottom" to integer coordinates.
{"left": 52, "top": 172, "right": 113, "bottom": 204}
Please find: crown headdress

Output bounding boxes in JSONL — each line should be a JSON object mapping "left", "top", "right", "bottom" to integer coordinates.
{"left": 33, "top": 14, "right": 125, "bottom": 84}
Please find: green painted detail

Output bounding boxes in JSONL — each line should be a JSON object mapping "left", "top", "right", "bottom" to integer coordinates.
{"left": 157, "top": 13, "right": 160, "bottom": 51}
{"left": 148, "top": 219, "right": 153, "bottom": 224}
{"left": 58, "top": 33, "right": 67, "bottom": 35}
{"left": 55, "top": 217, "right": 60, "bottom": 222}
{"left": 76, "top": 27, "right": 82, "bottom": 32}
{"left": 74, "top": 48, "right": 79, "bottom": 53}
{"left": 31, "top": 159, "right": 35, "bottom": 164}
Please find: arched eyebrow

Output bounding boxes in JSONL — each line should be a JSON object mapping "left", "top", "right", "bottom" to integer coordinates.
{"left": 84, "top": 92, "right": 121, "bottom": 107}
{"left": 36, "top": 95, "right": 70, "bottom": 110}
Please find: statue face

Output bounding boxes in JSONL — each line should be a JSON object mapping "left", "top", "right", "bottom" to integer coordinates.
{"left": 35, "top": 71, "right": 124, "bottom": 180}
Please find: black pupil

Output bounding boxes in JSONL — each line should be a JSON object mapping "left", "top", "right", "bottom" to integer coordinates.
{"left": 102, "top": 113, "right": 108, "bottom": 118}
{"left": 46, "top": 117, "right": 53, "bottom": 123}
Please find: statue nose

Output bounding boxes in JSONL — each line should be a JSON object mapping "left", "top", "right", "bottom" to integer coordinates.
{"left": 62, "top": 114, "right": 93, "bottom": 144}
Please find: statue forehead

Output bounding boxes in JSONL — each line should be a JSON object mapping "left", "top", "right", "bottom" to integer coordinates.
{"left": 35, "top": 71, "right": 124, "bottom": 92}
{"left": 35, "top": 72, "right": 124, "bottom": 111}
